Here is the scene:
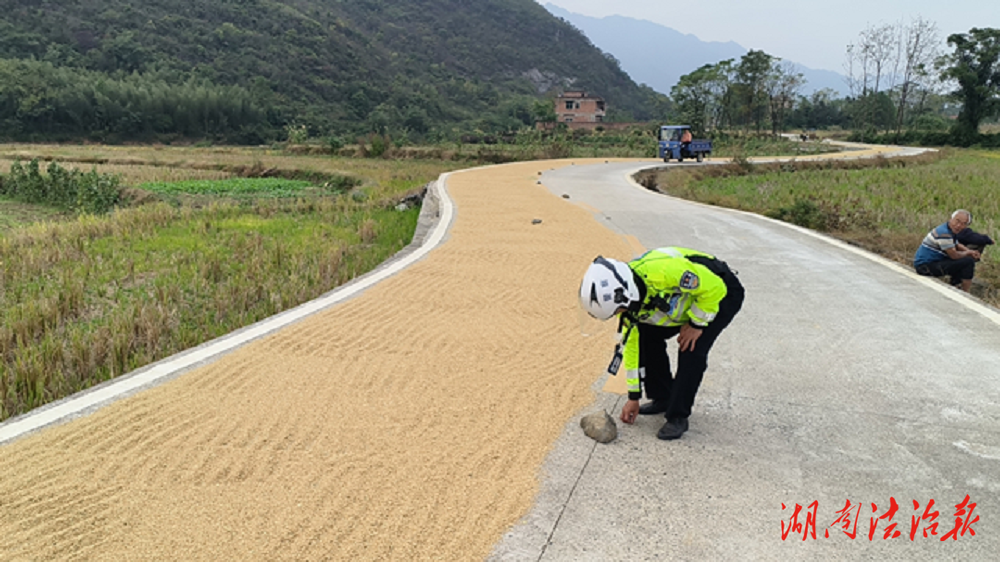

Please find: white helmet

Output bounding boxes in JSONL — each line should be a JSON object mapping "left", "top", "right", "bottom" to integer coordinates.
{"left": 579, "top": 256, "right": 639, "bottom": 320}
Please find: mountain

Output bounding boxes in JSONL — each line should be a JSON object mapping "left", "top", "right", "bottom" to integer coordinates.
{"left": 0, "top": 0, "right": 666, "bottom": 141}
{"left": 544, "top": 4, "right": 848, "bottom": 97}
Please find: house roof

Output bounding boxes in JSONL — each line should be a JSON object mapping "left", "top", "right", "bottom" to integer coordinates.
{"left": 558, "top": 91, "right": 604, "bottom": 101}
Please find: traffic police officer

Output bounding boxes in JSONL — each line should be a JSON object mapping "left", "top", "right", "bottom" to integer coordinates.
{"left": 579, "top": 247, "right": 744, "bottom": 440}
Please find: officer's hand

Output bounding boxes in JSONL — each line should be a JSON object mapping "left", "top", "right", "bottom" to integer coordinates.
{"left": 620, "top": 400, "right": 639, "bottom": 424}
{"left": 678, "top": 324, "right": 703, "bottom": 352}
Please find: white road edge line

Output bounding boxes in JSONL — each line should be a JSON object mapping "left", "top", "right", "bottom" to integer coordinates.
{"left": 0, "top": 172, "right": 457, "bottom": 445}
{"left": 624, "top": 154, "right": 1000, "bottom": 327}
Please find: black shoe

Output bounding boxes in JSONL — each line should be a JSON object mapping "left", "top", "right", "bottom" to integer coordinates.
{"left": 638, "top": 400, "right": 669, "bottom": 415}
{"left": 657, "top": 418, "right": 688, "bottom": 440}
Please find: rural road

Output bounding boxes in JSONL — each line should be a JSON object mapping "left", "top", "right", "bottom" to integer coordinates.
{"left": 492, "top": 151, "right": 1000, "bottom": 560}
{"left": 1, "top": 145, "right": 998, "bottom": 560}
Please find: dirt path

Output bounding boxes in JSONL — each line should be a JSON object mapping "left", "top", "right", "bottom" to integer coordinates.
{"left": 0, "top": 160, "right": 638, "bottom": 561}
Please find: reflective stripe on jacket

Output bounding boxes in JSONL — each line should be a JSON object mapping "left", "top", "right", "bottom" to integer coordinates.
{"left": 620, "top": 247, "right": 728, "bottom": 396}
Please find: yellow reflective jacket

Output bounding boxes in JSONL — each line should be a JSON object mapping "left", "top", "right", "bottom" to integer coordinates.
{"left": 620, "top": 247, "right": 728, "bottom": 398}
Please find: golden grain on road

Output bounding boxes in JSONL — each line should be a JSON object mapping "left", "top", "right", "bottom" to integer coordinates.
{"left": 0, "top": 160, "right": 639, "bottom": 561}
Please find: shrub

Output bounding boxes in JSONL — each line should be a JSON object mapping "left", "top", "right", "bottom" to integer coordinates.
{"left": 285, "top": 124, "right": 309, "bottom": 144}
{"left": 0, "top": 159, "right": 121, "bottom": 214}
{"left": 637, "top": 173, "right": 658, "bottom": 191}
{"left": 327, "top": 135, "right": 345, "bottom": 151}
{"left": 369, "top": 133, "right": 389, "bottom": 158}
{"left": 356, "top": 133, "right": 393, "bottom": 158}
{"left": 728, "top": 151, "right": 753, "bottom": 175}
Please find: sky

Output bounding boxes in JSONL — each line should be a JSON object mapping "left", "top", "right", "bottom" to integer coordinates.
{"left": 539, "top": 0, "right": 997, "bottom": 73}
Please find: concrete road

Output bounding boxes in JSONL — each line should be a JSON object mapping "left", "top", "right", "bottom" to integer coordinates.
{"left": 2, "top": 150, "right": 994, "bottom": 561}
{"left": 490, "top": 161, "right": 1000, "bottom": 560}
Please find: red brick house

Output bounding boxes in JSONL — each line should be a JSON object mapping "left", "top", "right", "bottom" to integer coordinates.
{"left": 555, "top": 91, "right": 606, "bottom": 123}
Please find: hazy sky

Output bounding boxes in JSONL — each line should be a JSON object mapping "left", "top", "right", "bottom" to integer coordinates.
{"left": 540, "top": 0, "right": 996, "bottom": 73}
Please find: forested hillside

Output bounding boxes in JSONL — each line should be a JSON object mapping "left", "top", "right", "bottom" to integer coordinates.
{"left": 0, "top": 0, "right": 666, "bottom": 143}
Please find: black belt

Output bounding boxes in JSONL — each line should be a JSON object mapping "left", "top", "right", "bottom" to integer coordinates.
{"left": 686, "top": 255, "right": 737, "bottom": 277}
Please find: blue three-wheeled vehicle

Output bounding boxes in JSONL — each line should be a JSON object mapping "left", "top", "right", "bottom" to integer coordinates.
{"left": 658, "top": 125, "right": 712, "bottom": 163}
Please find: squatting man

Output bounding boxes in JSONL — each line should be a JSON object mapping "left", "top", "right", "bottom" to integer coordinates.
{"left": 579, "top": 247, "right": 744, "bottom": 440}
{"left": 913, "top": 209, "right": 993, "bottom": 292}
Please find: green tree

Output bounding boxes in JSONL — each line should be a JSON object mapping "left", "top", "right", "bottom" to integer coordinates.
{"left": 0, "top": 0, "right": 659, "bottom": 141}
{"left": 940, "top": 27, "right": 1000, "bottom": 143}
{"left": 531, "top": 98, "right": 557, "bottom": 124}
{"left": 735, "top": 50, "right": 773, "bottom": 133}
{"left": 764, "top": 61, "right": 804, "bottom": 135}
{"left": 787, "top": 89, "right": 848, "bottom": 130}
{"left": 671, "top": 64, "right": 726, "bottom": 135}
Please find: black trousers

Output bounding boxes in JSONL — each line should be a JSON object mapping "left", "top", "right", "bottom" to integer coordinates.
{"left": 915, "top": 256, "right": 976, "bottom": 286}
{"left": 639, "top": 270, "right": 744, "bottom": 419}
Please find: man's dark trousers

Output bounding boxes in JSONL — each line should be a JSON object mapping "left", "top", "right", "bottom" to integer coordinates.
{"left": 915, "top": 256, "right": 976, "bottom": 286}
{"left": 638, "top": 271, "right": 744, "bottom": 420}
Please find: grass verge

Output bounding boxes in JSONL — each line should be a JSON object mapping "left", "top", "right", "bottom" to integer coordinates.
{"left": 636, "top": 149, "right": 1000, "bottom": 305}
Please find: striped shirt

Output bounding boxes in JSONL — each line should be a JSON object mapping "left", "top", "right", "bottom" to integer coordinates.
{"left": 913, "top": 223, "right": 957, "bottom": 266}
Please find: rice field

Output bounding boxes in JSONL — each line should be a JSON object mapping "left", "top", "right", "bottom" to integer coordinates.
{"left": 0, "top": 144, "right": 464, "bottom": 198}
{"left": 0, "top": 144, "right": 461, "bottom": 420}
{"left": 0, "top": 198, "right": 422, "bottom": 420}
{"left": 0, "top": 158, "right": 233, "bottom": 185}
